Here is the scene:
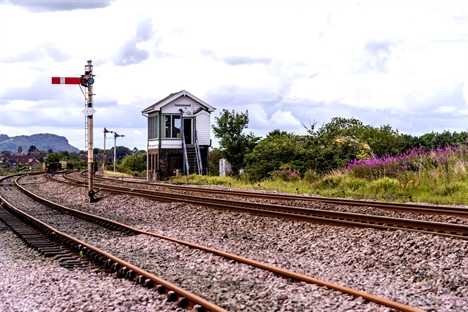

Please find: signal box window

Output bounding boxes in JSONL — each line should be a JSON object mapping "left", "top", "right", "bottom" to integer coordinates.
{"left": 164, "top": 115, "right": 181, "bottom": 138}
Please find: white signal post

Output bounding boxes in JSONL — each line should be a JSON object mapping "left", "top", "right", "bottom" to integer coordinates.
{"left": 52, "top": 60, "right": 98, "bottom": 202}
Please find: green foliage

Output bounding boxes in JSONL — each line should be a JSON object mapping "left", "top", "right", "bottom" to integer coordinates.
{"left": 245, "top": 130, "right": 307, "bottom": 181}
{"left": 303, "top": 169, "right": 321, "bottom": 184}
{"left": 180, "top": 143, "right": 467, "bottom": 205}
{"left": 28, "top": 145, "right": 38, "bottom": 153}
{"left": 317, "top": 171, "right": 344, "bottom": 189}
{"left": 44, "top": 151, "right": 86, "bottom": 169}
{"left": 120, "top": 153, "right": 147, "bottom": 174}
{"left": 44, "top": 152, "right": 61, "bottom": 163}
{"left": 94, "top": 146, "right": 133, "bottom": 162}
{"left": 434, "top": 181, "right": 468, "bottom": 197}
{"left": 362, "top": 177, "right": 399, "bottom": 194}
{"left": 170, "top": 173, "right": 236, "bottom": 186}
{"left": 17, "top": 146, "right": 23, "bottom": 153}
{"left": 270, "top": 165, "right": 301, "bottom": 182}
{"left": 212, "top": 109, "right": 260, "bottom": 173}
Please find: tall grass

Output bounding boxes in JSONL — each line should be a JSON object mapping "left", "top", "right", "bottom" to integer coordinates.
{"left": 170, "top": 146, "right": 468, "bottom": 205}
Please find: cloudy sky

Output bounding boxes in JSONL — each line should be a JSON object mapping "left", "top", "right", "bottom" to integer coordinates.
{"left": 0, "top": 0, "right": 467, "bottom": 151}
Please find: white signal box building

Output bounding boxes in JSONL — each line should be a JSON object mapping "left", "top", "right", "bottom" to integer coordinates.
{"left": 142, "top": 90, "right": 216, "bottom": 180}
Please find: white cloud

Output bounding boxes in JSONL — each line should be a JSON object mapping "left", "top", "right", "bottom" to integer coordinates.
{"left": 0, "top": 0, "right": 467, "bottom": 150}
{"left": 434, "top": 106, "right": 458, "bottom": 114}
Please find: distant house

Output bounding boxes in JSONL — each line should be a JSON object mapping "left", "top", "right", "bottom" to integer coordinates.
{"left": 2, "top": 153, "right": 42, "bottom": 169}
{"left": 142, "top": 90, "right": 216, "bottom": 180}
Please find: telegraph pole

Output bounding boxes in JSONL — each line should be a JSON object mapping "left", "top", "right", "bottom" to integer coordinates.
{"left": 52, "top": 60, "right": 97, "bottom": 202}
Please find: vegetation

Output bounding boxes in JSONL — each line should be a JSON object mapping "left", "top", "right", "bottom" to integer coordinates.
{"left": 172, "top": 144, "right": 468, "bottom": 205}
{"left": 119, "top": 152, "right": 147, "bottom": 177}
{"left": 203, "top": 113, "right": 468, "bottom": 205}
{"left": 211, "top": 109, "right": 260, "bottom": 173}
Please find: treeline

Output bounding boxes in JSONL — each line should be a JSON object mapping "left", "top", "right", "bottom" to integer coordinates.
{"left": 43, "top": 146, "right": 146, "bottom": 174}
{"left": 210, "top": 110, "right": 467, "bottom": 181}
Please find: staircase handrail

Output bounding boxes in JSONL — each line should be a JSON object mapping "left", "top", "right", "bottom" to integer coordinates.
{"left": 182, "top": 136, "right": 189, "bottom": 175}
{"left": 195, "top": 131, "right": 203, "bottom": 175}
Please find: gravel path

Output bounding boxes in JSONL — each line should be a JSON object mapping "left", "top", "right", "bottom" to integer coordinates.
{"left": 1, "top": 174, "right": 467, "bottom": 311}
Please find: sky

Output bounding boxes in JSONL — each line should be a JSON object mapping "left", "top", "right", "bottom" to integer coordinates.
{"left": 0, "top": 0, "right": 467, "bottom": 151}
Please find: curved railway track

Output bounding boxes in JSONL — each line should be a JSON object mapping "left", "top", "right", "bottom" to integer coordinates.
{"left": 1, "top": 173, "right": 427, "bottom": 312}
{"left": 53, "top": 172, "right": 468, "bottom": 239}
{"left": 1, "top": 175, "right": 225, "bottom": 312}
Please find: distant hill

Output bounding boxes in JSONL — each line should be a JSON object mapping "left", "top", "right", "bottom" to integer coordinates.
{"left": 0, "top": 133, "right": 79, "bottom": 153}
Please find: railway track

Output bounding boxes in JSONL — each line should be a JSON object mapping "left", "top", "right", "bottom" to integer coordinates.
{"left": 91, "top": 174, "right": 468, "bottom": 218}
{"left": 1, "top": 173, "right": 427, "bottom": 311}
{"left": 53, "top": 172, "right": 468, "bottom": 239}
{"left": 1, "top": 176, "right": 222, "bottom": 311}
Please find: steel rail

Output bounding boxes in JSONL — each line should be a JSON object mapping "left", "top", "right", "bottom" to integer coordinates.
{"left": 54, "top": 174, "right": 468, "bottom": 238}
{"left": 1, "top": 180, "right": 227, "bottom": 312}
{"left": 13, "top": 175, "right": 425, "bottom": 312}
{"left": 91, "top": 174, "right": 468, "bottom": 217}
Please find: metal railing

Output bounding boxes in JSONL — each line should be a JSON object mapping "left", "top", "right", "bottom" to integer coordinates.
{"left": 182, "top": 136, "right": 190, "bottom": 175}
{"left": 194, "top": 131, "right": 203, "bottom": 175}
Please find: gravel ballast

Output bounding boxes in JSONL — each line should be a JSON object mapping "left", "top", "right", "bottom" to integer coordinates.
{"left": 0, "top": 222, "right": 179, "bottom": 312}
{"left": 1, "top": 175, "right": 467, "bottom": 311}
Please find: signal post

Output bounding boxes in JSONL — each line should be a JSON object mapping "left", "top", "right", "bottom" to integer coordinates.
{"left": 52, "top": 60, "right": 98, "bottom": 202}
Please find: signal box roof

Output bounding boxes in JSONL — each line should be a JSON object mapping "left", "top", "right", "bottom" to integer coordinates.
{"left": 142, "top": 90, "right": 216, "bottom": 114}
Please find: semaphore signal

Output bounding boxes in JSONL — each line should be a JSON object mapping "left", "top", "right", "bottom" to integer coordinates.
{"left": 52, "top": 60, "right": 99, "bottom": 203}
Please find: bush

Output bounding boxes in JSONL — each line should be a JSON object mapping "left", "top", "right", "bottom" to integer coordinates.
{"left": 317, "top": 170, "right": 343, "bottom": 189}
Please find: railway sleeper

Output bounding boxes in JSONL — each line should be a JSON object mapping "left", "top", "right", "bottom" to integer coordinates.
{"left": 0, "top": 208, "right": 91, "bottom": 270}
{"left": 144, "top": 279, "right": 154, "bottom": 289}
{"left": 136, "top": 275, "right": 146, "bottom": 284}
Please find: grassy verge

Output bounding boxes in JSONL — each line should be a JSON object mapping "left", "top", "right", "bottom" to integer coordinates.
{"left": 169, "top": 174, "right": 467, "bottom": 206}
{"left": 101, "top": 170, "right": 134, "bottom": 178}
{"left": 169, "top": 145, "right": 468, "bottom": 206}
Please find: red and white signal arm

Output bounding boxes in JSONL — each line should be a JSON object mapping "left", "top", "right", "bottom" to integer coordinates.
{"left": 51, "top": 77, "right": 81, "bottom": 84}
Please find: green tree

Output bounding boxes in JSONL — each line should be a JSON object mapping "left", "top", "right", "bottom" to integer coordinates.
{"left": 114, "top": 146, "right": 132, "bottom": 160}
{"left": 301, "top": 117, "right": 366, "bottom": 172}
{"left": 212, "top": 109, "right": 260, "bottom": 173}
{"left": 355, "top": 124, "right": 406, "bottom": 157}
{"left": 120, "top": 153, "right": 147, "bottom": 173}
{"left": 17, "top": 146, "right": 23, "bottom": 153}
{"left": 400, "top": 134, "right": 421, "bottom": 153}
{"left": 301, "top": 118, "right": 411, "bottom": 171}
{"left": 245, "top": 130, "right": 307, "bottom": 180}
{"left": 28, "top": 145, "right": 38, "bottom": 153}
{"left": 44, "top": 152, "right": 61, "bottom": 163}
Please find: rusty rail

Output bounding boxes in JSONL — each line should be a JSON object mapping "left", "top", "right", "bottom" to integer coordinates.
{"left": 90, "top": 173, "right": 468, "bottom": 217}
{"left": 14, "top": 174, "right": 426, "bottom": 311}
{"left": 53, "top": 173, "right": 468, "bottom": 239}
{"left": 0, "top": 183, "right": 227, "bottom": 312}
